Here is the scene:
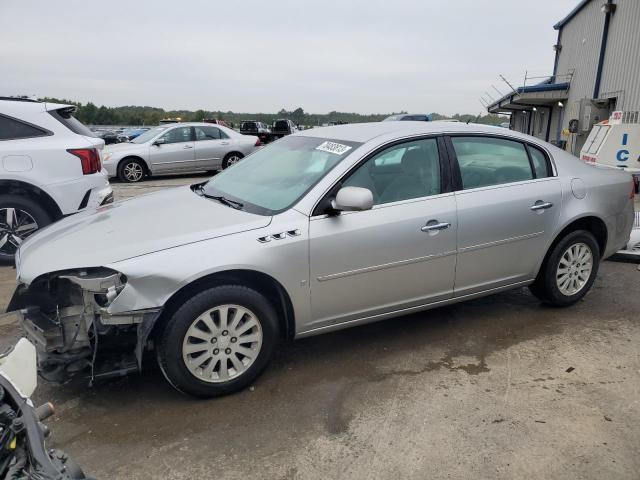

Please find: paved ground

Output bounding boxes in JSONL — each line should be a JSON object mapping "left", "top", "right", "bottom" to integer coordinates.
{"left": 1, "top": 175, "right": 639, "bottom": 480}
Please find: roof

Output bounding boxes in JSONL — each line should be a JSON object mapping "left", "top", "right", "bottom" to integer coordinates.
{"left": 516, "top": 82, "right": 570, "bottom": 94}
{"left": 295, "top": 121, "right": 513, "bottom": 143}
{"left": 0, "top": 98, "right": 73, "bottom": 114}
{"left": 554, "top": 0, "right": 591, "bottom": 30}
{"left": 487, "top": 80, "right": 570, "bottom": 111}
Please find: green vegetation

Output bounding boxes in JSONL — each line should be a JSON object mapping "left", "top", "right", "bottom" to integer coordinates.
{"left": 39, "top": 98, "right": 506, "bottom": 127}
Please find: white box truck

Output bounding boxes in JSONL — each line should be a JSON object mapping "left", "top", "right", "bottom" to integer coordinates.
{"left": 580, "top": 111, "right": 640, "bottom": 258}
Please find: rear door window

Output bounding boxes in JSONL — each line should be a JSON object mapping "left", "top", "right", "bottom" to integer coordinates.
{"left": 0, "top": 114, "right": 49, "bottom": 141}
{"left": 194, "top": 126, "right": 222, "bottom": 141}
{"left": 528, "top": 146, "right": 552, "bottom": 178}
{"left": 451, "top": 136, "right": 533, "bottom": 189}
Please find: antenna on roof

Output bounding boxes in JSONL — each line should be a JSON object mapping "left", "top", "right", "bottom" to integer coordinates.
{"left": 499, "top": 74, "right": 518, "bottom": 94}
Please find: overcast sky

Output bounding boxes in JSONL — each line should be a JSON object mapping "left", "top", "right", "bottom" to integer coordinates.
{"left": 1, "top": 0, "right": 577, "bottom": 115}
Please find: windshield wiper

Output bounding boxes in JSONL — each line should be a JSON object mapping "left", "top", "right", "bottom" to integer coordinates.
{"left": 196, "top": 186, "right": 244, "bottom": 210}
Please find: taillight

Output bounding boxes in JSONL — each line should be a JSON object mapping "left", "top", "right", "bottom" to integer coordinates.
{"left": 632, "top": 175, "right": 639, "bottom": 198}
{"left": 255, "top": 138, "right": 262, "bottom": 147}
{"left": 67, "top": 148, "right": 101, "bottom": 175}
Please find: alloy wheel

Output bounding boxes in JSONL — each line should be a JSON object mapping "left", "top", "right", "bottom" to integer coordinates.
{"left": 556, "top": 242, "right": 593, "bottom": 296}
{"left": 123, "top": 162, "right": 144, "bottom": 182}
{"left": 226, "top": 155, "right": 241, "bottom": 167}
{"left": 0, "top": 208, "right": 38, "bottom": 256}
{"left": 182, "top": 304, "right": 263, "bottom": 383}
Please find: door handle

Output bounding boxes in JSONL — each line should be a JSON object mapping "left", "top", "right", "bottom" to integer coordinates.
{"left": 220, "top": 141, "right": 230, "bottom": 145}
{"left": 421, "top": 222, "right": 451, "bottom": 232}
{"left": 530, "top": 201, "right": 553, "bottom": 211}
{"left": 183, "top": 145, "right": 193, "bottom": 149}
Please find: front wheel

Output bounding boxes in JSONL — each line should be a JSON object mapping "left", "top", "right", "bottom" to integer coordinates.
{"left": 157, "top": 285, "right": 279, "bottom": 397}
{"left": 529, "top": 230, "right": 600, "bottom": 307}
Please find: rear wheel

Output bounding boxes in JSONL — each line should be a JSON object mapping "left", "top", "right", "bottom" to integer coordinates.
{"left": 0, "top": 194, "right": 52, "bottom": 264}
{"left": 529, "top": 230, "right": 600, "bottom": 307}
{"left": 157, "top": 285, "right": 279, "bottom": 397}
{"left": 117, "top": 158, "right": 146, "bottom": 183}
{"left": 222, "top": 152, "right": 243, "bottom": 169}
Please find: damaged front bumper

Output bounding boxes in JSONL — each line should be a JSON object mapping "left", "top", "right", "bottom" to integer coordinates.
{"left": 8, "top": 268, "right": 162, "bottom": 383}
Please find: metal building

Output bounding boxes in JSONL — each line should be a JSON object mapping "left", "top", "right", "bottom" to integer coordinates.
{"left": 487, "top": 0, "right": 640, "bottom": 155}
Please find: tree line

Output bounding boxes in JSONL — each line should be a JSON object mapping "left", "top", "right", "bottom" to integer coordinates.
{"left": 39, "top": 98, "right": 506, "bottom": 127}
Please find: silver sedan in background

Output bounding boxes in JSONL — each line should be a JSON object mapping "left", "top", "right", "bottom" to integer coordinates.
{"left": 102, "top": 122, "right": 260, "bottom": 182}
{"left": 9, "top": 122, "right": 635, "bottom": 397}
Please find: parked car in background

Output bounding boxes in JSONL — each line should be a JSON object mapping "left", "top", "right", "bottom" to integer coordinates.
{"left": 204, "top": 118, "right": 230, "bottom": 128}
{"left": 122, "top": 127, "right": 149, "bottom": 141}
{"left": 10, "top": 122, "right": 634, "bottom": 397}
{"left": 240, "top": 121, "right": 271, "bottom": 143}
{"left": 271, "top": 118, "right": 298, "bottom": 139}
{"left": 0, "top": 97, "right": 113, "bottom": 262}
{"left": 580, "top": 116, "right": 640, "bottom": 184}
{"left": 102, "top": 122, "right": 260, "bottom": 182}
{"left": 95, "top": 130, "right": 122, "bottom": 145}
{"left": 383, "top": 114, "right": 432, "bottom": 122}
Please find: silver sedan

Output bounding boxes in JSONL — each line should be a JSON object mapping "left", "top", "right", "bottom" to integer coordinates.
{"left": 102, "top": 122, "right": 260, "bottom": 182}
{"left": 10, "top": 122, "right": 635, "bottom": 397}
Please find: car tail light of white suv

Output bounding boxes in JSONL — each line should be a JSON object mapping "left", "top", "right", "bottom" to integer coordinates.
{"left": 67, "top": 148, "right": 102, "bottom": 175}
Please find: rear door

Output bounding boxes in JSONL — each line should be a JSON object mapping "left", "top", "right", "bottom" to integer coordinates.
{"left": 448, "top": 135, "right": 561, "bottom": 296}
{"left": 148, "top": 126, "right": 195, "bottom": 173}
{"left": 193, "top": 125, "right": 229, "bottom": 170}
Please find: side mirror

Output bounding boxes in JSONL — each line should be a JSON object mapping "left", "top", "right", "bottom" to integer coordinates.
{"left": 331, "top": 186, "right": 374, "bottom": 212}
{"left": 153, "top": 138, "right": 166, "bottom": 146}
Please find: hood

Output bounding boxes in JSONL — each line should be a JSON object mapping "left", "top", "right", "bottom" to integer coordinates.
{"left": 18, "top": 186, "right": 272, "bottom": 283}
{"left": 105, "top": 142, "right": 147, "bottom": 155}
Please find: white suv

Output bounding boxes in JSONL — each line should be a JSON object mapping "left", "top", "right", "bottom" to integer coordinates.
{"left": 0, "top": 98, "right": 113, "bottom": 262}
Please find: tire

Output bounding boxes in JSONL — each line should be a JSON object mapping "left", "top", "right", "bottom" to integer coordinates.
{"left": 117, "top": 158, "right": 146, "bottom": 183}
{"left": 0, "top": 194, "right": 52, "bottom": 264}
{"left": 157, "top": 285, "right": 279, "bottom": 397}
{"left": 529, "top": 230, "right": 600, "bottom": 307}
{"left": 222, "top": 152, "right": 244, "bottom": 169}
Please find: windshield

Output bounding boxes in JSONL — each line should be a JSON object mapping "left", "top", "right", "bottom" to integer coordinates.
{"left": 131, "top": 126, "right": 168, "bottom": 144}
{"left": 202, "top": 136, "right": 362, "bottom": 215}
{"left": 383, "top": 115, "right": 401, "bottom": 122}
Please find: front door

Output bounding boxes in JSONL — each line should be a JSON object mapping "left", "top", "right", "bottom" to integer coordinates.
{"left": 308, "top": 137, "right": 457, "bottom": 331}
{"left": 149, "top": 125, "right": 195, "bottom": 173}
{"left": 449, "top": 135, "right": 562, "bottom": 296}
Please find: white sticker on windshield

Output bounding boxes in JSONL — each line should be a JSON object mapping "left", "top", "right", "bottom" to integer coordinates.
{"left": 315, "top": 141, "right": 352, "bottom": 155}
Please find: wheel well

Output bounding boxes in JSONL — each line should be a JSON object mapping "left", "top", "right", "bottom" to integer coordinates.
{"left": 0, "top": 180, "right": 63, "bottom": 220}
{"left": 225, "top": 151, "right": 244, "bottom": 160}
{"left": 546, "top": 216, "right": 608, "bottom": 262}
{"left": 118, "top": 156, "right": 149, "bottom": 175}
{"left": 151, "top": 270, "right": 296, "bottom": 343}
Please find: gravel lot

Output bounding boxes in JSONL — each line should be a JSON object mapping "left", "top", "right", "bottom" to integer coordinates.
{"left": 1, "top": 174, "right": 639, "bottom": 480}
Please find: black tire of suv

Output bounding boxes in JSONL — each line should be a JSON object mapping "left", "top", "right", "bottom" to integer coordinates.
{"left": 529, "top": 230, "right": 600, "bottom": 307}
{"left": 222, "top": 152, "right": 244, "bottom": 169}
{"left": 117, "top": 158, "right": 146, "bottom": 183}
{"left": 0, "top": 194, "right": 52, "bottom": 264}
{"left": 157, "top": 285, "right": 279, "bottom": 398}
